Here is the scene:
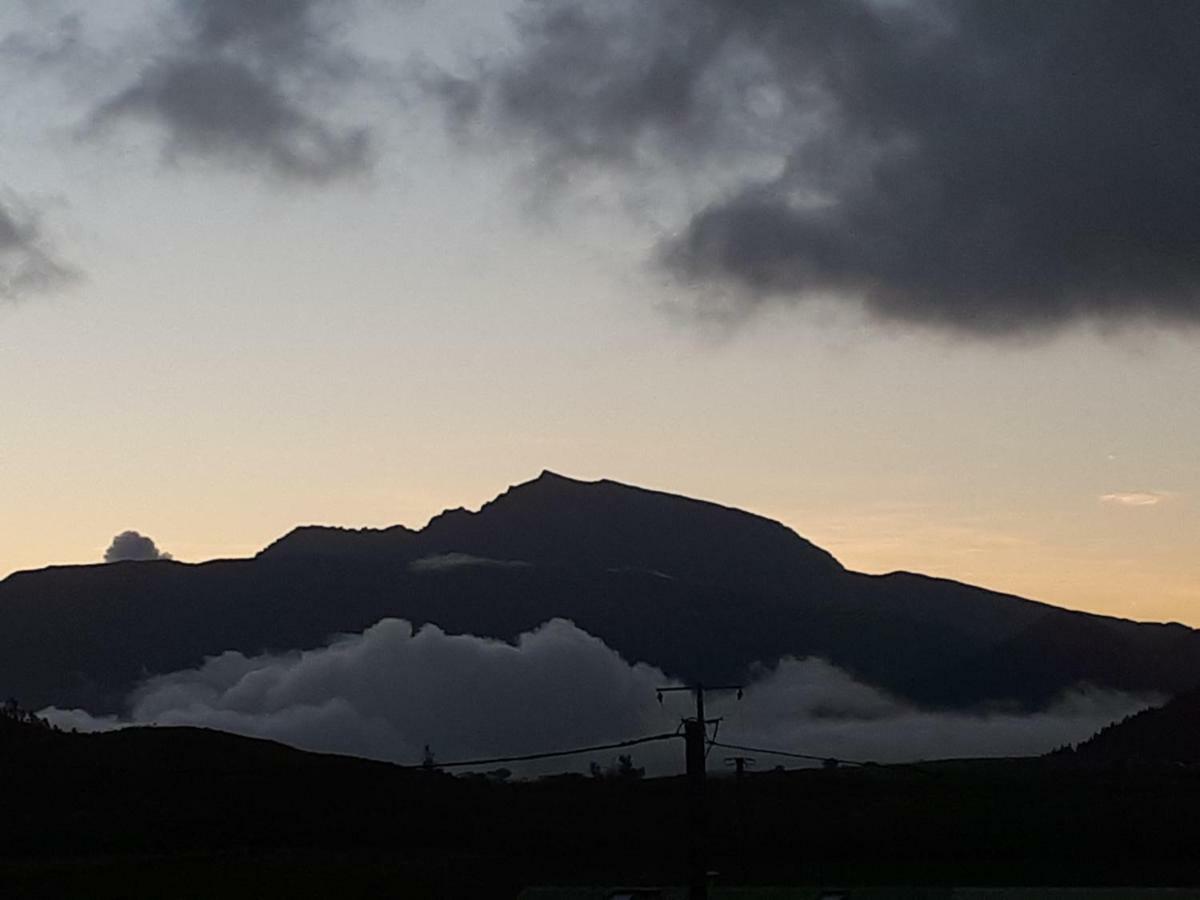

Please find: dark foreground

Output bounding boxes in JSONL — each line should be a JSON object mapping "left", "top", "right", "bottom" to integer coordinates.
{"left": 4, "top": 718, "right": 1200, "bottom": 898}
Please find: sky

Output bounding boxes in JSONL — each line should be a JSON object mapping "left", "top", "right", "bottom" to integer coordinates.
{"left": 2, "top": 0, "right": 1198, "bottom": 625}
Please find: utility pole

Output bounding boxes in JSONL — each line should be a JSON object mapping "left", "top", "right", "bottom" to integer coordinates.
{"left": 726, "top": 755, "right": 754, "bottom": 778}
{"left": 658, "top": 683, "right": 742, "bottom": 900}
{"left": 724, "top": 755, "right": 755, "bottom": 882}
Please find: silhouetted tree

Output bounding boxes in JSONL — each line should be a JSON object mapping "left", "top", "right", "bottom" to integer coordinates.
{"left": 588, "top": 755, "right": 644, "bottom": 781}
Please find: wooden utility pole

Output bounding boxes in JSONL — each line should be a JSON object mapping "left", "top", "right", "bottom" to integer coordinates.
{"left": 658, "top": 683, "right": 742, "bottom": 900}
{"left": 724, "top": 755, "right": 755, "bottom": 882}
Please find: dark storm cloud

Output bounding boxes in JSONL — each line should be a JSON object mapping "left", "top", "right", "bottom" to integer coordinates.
{"left": 449, "top": 0, "right": 1200, "bottom": 336}
{"left": 89, "top": 0, "right": 372, "bottom": 183}
{"left": 103, "top": 530, "right": 172, "bottom": 563}
{"left": 0, "top": 194, "right": 78, "bottom": 302}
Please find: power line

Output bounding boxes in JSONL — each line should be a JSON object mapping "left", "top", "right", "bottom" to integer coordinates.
{"left": 709, "top": 740, "right": 869, "bottom": 767}
{"left": 416, "top": 731, "right": 682, "bottom": 770}
{"left": 711, "top": 739, "right": 940, "bottom": 778}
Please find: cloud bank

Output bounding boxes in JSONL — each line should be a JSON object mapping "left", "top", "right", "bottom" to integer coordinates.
{"left": 444, "top": 0, "right": 1200, "bottom": 337}
{"left": 88, "top": 0, "right": 373, "bottom": 182}
{"left": 103, "top": 530, "right": 173, "bottom": 563}
{"left": 43, "top": 617, "right": 1154, "bottom": 773}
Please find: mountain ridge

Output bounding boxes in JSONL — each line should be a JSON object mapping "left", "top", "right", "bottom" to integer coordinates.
{"left": 2, "top": 471, "right": 1198, "bottom": 716}
{"left": 261, "top": 470, "right": 843, "bottom": 588}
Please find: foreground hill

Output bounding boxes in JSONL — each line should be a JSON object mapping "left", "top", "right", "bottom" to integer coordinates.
{"left": 1, "top": 471, "right": 1197, "bottom": 714}
{"left": 6, "top": 713, "right": 1200, "bottom": 896}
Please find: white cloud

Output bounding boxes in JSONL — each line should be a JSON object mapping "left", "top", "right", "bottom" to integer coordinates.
{"left": 1099, "top": 491, "right": 1172, "bottom": 507}
{"left": 42, "top": 618, "right": 1157, "bottom": 774}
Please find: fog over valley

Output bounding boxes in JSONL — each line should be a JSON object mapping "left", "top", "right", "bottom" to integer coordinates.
{"left": 43, "top": 616, "right": 1156, "bottom": 774}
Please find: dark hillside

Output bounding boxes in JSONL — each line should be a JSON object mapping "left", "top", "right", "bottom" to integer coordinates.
{"left": 7, "top": 716, "right": 1200, "bottom": 896}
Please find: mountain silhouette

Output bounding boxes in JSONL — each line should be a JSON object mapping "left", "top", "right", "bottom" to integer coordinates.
{"left": 2, "top": 471, "right": 1198, "bottom": 714}
{"left": 263, "top": 470, "right": 841, "bottom": 590}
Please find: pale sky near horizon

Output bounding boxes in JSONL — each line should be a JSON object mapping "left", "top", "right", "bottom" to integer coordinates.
{"left": 2, "top": 1, "right": 1198, "bottom": 626}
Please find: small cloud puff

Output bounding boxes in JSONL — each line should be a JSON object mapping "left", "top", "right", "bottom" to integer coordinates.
{"left": 104, "top": 530, "right": 173, "bottom": 563}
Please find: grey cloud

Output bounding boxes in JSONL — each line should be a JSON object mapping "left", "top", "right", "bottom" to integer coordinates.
{"left": 0, "top": 194, "right": 78, "bottom": 302}
{"left": 93, "top": 58, "right": 369, "bottom": 182}
{"left": 41, "top": 617, "right": 1154, "bottom": 774}
{"left": 185, "top": 0, "right": 334, "bottom": 59}
{"left": 446, "top": 0, "right": 1200, "bottom": 337}
{"left": 712, "top": 658, "right": 1157, "bottom": 765}
{"left": 408, "top": 552, "right": 532, "bottom": 572}
{"left": 0, "top": 11, "right": 91, "bottom": 70}
{"left": 46, "top": 618, "right": 671, "bottom": 766}
{"left": 103, "top": 530, "right": 172, "bottom": 563}
{"left": 88, "top": 0, "right": 373, "bottom": 182}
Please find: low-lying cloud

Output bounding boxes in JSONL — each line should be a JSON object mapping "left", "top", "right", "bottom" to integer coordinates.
{"left": 103, "top": 530, "right": 173, "bottom": 563}
{"left": 408, "top": 553, "right": 533, "bottom": 572}
{"left": 725, "top": 659, "right": 1154, "bottom": 767}
{"left": 43, "top": 617, "right": 1155, "bottom": 774}
{"left": 441, "top": 0, "right": 1200, "bottom": 338}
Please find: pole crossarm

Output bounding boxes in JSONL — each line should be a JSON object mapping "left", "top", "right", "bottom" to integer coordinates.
{"left": 656, "top": 684, "right": 744, "bottom": 713}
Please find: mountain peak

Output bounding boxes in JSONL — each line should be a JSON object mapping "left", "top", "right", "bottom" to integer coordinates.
{"left": 535, "top": 469, "right": 577, "bottom": 483}
{"left": 261, "top": 471, "right": 842, "bottom": 590}
{"left": 418, "top": 472, "right": 843, "bottom": 588}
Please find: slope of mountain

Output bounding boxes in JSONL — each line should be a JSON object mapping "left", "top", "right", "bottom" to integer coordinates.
{"left": 2, "top": 471, "right": 1197, "bottom": 715}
